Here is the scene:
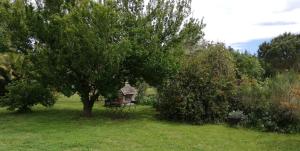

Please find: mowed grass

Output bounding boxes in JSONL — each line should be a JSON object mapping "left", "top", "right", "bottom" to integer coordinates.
{"left": 0, "top": 95, "right": 300, "bottom": 151}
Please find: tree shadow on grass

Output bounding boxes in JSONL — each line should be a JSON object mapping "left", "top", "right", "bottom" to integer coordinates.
{"left": 0, "top": 105, "right": 156, "bottom": 126}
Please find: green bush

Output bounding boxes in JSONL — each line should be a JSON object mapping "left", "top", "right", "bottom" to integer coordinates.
{"left": 157, "top": 44, "right": 237, "bottom": 124}
{"left": 236, "top": 72, "right": 300, "bottom": 133}
{"left": 139, "top": 95, "right": 157, "bottom": 106}
{"left": 265, "top": 73, "right": 300, "bottom": 132}
{"left": 0, "top": 80, "right": 56, "bottom": 112}
{"left": 232, "top": 52, "right": 264, "bottom": 80}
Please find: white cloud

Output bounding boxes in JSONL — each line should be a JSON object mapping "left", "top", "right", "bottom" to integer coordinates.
{"left": 191, "top": 0, "right": 300, "bottom": 46}
{"left": 284, "top": 0, "right": 300, "bottom": 11}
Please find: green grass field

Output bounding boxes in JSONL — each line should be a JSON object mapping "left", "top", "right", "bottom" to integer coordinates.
{"left": 0, "top": 95, "right": 300, "bottom": 151}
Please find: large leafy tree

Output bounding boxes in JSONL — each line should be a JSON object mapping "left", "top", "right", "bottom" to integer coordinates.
{"left": 6, "top": 0, "right": 204, "bottom": 116}
{"left": 258, "top": 33, "right": 300, "bottom": 75}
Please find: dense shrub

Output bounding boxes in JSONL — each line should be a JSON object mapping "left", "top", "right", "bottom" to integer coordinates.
{"left": 236, "top": 73, "right": 300, "bottom": 133}
{"left": 265, "top": 73, "right": 300, "bottom": 132}
{"left": 157, "top": 44, "right": 237, "bottom": 124}
{"left": 232, "top": 52, "right": 265, "bottom": 80}
{"left": 0, "top": 80, "right": 56, "bottom": 112}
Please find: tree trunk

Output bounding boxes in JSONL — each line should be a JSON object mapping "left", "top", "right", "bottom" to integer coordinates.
{"left": 80, "top": 89, "right": 99, "bottom": 117}
{"left": 82, "top": 99, "right": 95, "bottom": 117}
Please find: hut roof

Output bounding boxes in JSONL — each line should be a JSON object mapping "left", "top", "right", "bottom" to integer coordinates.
{"left": 121, "top": 82, "right": 137, "bottom": 95}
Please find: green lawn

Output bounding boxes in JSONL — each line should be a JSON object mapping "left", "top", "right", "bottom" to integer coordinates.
{"left": 0, "top": 95, "right": 300, "bottom": 151}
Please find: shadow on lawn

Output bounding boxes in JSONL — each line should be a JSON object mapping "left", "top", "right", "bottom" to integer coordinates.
{"left": 0, "top": 105, "right": 156, "bottom": 124}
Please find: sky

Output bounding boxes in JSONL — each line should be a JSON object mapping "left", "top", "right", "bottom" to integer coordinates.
{"left": 191, "top": 0, "right": 300, "bottom": 54}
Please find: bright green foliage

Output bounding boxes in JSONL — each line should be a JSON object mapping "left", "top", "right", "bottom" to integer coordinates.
{"left": 233, "top": 52, "right": 264, "bottom": 80}
{"left": 157, "top": 44, "right": 237, "bottom": 124}
{"left": 258, "top": 33, "right": 300, "bottom": 75}
{"left": 0, "top": 80, "right": 55, "bottom": 112}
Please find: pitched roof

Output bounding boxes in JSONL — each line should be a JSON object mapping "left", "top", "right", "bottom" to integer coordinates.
{"left": 120, "top": 82, "right": 137, "bottom": 95}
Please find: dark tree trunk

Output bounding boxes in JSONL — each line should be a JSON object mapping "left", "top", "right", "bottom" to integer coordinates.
{"left": 80, "top": 87, "right": 99, "bottom": 117}
{"left": 81, "top": 91, "right": 100, "bottom": 117}
{"left": 82, "top": 99, "right": 95, "bottom": 117}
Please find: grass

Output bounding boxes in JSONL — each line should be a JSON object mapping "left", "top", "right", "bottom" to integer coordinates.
{"left": 0, "top": 95, "right": 300, "bottom": 151}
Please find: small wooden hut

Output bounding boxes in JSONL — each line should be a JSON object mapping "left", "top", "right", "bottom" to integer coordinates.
{"left": 105, "top": 82, "right": 138, "bottom": 107}
{"left": 119, "top": 82, "right": 137, "bottom": 104}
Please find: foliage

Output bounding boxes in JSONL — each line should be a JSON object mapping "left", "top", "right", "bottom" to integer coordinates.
{"left": 135, "top": 81, "right": 148, "bottom": 104}
{"left": 4, "top": 0, "right": 204, "bottom": 116}
{"left": 139, "top": 95, "right": 157, "bottom": 106}
{"left": 0, "top": 53, "right": 23, "bottom": 96}
{"left": 258, "top": 33, "right": 300, "bottom": 75}
{"left": 236, "top": 72, "right": 300, "bottom": 133}
{"left": 265, "top": 73, "right": 300, "bottom": 132}
{"left": 232, "top": 52, "right": 264, "bottom": 80}
{"left": 0, "top": 79, "right": 55, "bottom": 112}
{"left": 0, "top": 0, "right": 11, "bottom": 52}
{"left": 157, "top": 44, "right": 237, "bottom": 124}
{"left": 0, "top": 24, "right": 10, "bottom": 52}
{"left": 136, "top": 82, "right": 157, "bottom": 105}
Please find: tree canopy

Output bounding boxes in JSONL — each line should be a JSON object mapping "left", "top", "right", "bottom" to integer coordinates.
{"left": 2, "top": 0, "right": 205, "bottom": 116}
{"left": 258, "top": 33, "right": 300, "bottom": 75}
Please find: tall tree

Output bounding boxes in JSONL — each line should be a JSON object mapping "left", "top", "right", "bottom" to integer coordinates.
{"left": 7, "top": 0, "right": 204, "bottom": 116}
{"left": 258, "top": 33, "right": 300, "bottom": 75}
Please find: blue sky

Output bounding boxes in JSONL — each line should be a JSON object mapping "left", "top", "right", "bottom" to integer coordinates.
{"left": 191, "top": 0, "right": 300, "bottom": 54}
{"left": 231, "top": 38, "right": 271, "bottom": 54}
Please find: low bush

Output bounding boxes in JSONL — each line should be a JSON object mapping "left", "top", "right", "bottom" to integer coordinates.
{"left": 139, "top": 95, "right": 157, "bottom": 106}
{"left": 0, "top": 80, "right": 56, "bottom": 112}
